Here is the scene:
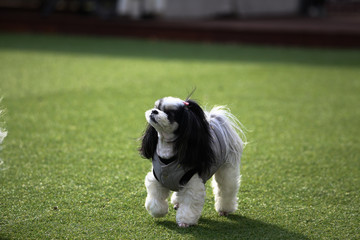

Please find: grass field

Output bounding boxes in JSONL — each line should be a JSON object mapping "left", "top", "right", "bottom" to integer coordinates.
{"left": 0, "top": 33, "right": 359, "bottom": 239}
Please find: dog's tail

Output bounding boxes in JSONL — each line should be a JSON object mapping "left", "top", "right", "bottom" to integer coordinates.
{"left": 206, "top": 106, "right": 246, "bottom": 163}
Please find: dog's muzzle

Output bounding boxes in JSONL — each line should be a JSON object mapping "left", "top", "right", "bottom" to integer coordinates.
{"left": 150, "top": 110, "right": 158, "bottom": 124}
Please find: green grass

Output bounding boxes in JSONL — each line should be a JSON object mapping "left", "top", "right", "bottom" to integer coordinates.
{"left": 0, "top": 33, "right": 359, "bottom": 239}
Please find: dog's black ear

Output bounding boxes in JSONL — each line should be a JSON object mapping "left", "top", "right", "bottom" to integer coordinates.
{"left": 139, "top": 124, "right": 158, "bottom": 159}
{"left": 175, "top": 99, "right": 214, "bottom": 175}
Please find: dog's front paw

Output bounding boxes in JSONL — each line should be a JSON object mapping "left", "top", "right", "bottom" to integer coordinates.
{"left": 145, "top": 197, "right": 168, "bottom": 218}
{"left": 178, "top": 222, "right": 190, "bottom": 228}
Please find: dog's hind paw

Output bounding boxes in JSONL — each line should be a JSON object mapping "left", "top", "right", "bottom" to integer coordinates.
{"left": 219, "top": 211, "right": 229, "bottom": 216}
{"left": 178, "top": 222, "right": 190, "bottom": 228}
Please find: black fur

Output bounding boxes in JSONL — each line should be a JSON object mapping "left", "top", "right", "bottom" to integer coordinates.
{"left": 139, "top": 124, "right": 158, "bottom": 159}
{"left": 139, "top": 98, "right": 215, "bottom": 177}
{"left": 175, "top": 100, "right": 215, "bottom": 175}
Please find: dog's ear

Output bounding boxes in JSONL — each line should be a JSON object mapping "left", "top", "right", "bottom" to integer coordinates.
{"left": 139, "top": 124, "right": 158, "bottom": 159}
{"left": 175, "top": 100, "right": 214, "bottom": 174}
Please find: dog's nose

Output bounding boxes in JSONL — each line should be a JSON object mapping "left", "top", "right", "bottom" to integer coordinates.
{"left": 152, "top": 110, "right": 159, "bottom": 115}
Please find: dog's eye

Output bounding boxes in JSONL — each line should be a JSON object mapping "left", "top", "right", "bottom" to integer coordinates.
{"left": 164, "top": 110, "right": 175, "bottom": 117}
{"left": 164, "top": 109, "right": 179, "bottom": 123}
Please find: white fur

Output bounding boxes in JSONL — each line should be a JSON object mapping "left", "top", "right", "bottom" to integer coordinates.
{"left": 212, "top": 162, "right": 241, "bottom": 214}
{"left": 145, "top": 172, "right": 170, "bottom": 218}
{"left": 156, "top": 97, "right": 183, "bottom": 110}
{"left": 172, "top": 174, "right": 206, "bottom": 227}
{"left": 144, "top": 99, "right": 245, "bottom": 227}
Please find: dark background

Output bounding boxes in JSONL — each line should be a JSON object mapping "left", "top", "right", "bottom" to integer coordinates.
{"left": 0, "top": 0, "right": 359, "bottom": 48}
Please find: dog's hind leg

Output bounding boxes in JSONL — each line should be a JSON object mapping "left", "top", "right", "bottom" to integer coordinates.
{"left": 175, "top": 174, "right": 206, "bottom": 227}
{"left": 212, "top": 160, "right": 241, "bottom": 216}
{"left": 170, "top": 192, "right": 180, "bottom": 210}
{"left": 144, "top": 171, "right": 170, "bottom": 218}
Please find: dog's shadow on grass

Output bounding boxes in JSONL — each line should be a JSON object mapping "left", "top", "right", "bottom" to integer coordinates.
{"left": 156, "top": 214, "right": 309, "bottom": 240}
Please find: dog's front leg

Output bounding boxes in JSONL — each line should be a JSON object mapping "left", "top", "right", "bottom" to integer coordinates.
{"left": 176, "top": 174, "right": 206, "bottom": 227}
{"left": 144, "top": 171, "right": 170, "bottom": 218}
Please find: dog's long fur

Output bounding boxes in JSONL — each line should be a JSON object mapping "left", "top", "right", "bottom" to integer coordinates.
{"left": 140, "top": 97, "right": 245, "bottom": 227}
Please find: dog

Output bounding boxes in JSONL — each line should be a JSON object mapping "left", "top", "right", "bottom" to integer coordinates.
{"left": 139, "top": 96, "right": 245, "bottom": 227}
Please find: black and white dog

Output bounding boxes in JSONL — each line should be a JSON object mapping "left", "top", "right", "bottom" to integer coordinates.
{"left": 140, "top": 96, "right": 245, "bottom": 227}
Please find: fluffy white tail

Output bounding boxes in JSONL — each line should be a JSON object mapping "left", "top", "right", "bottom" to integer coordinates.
{"left": 206, "top": 106, "right": 246, "bottom": 163}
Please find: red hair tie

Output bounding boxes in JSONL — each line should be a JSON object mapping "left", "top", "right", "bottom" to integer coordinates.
{"left": 183, "top": 101, "right": 189, "bottom": 106}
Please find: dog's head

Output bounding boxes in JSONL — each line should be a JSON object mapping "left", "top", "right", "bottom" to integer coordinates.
{"left": 145, "top": 97, "right": 184, "bottom": 137}
{"left": 139, "top": 96, "right": 214, "bottom": 173}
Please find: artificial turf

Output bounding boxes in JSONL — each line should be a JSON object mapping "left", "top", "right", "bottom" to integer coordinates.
{"left": 0, "top": 33, "right": 359, "bottom": 239}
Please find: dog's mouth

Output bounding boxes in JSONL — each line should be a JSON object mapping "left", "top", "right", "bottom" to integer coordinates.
{"left": 150, "top": 114, "right": 158, "bottom": 124}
